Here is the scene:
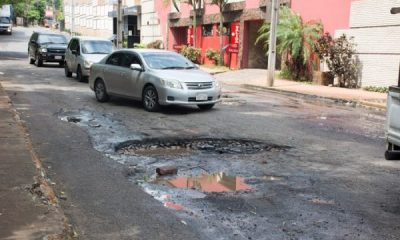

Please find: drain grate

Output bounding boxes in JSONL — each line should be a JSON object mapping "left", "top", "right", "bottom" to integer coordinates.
{"left": 116, "top": 138, "right": 287, "bottom": 156}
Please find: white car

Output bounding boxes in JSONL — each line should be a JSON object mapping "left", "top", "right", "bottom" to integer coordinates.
{"left": 64, "top": 36, "right": 114, "bottom": 82}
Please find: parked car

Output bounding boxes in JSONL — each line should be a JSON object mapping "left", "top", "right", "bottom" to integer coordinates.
{"left": 385, "top": 85, "right": 400, "bottom": 160}
{"left": 0, "top": 4, "right": 13, "bottom": 35}
{"left": 28, "top": 31, "right": 68, "bottom": 67}
{"left": 65, "top": 36, "right": 114, "bottom": 82}
{"left": 89, "top": 49, "right": 222, "bottom": 111}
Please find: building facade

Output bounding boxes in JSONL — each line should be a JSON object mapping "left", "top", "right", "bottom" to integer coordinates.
{"left": 337, "top": 0, "right": 400, "bottom": 87}
{"left": 64, "top": 0, "right": 114, "bottom": 37}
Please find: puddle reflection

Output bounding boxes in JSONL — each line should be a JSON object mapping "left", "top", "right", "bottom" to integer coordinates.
{"left": 156, "top": 172, "right": 252, "bottom": 193}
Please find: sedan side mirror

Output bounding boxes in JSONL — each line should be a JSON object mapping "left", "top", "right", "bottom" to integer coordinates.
{"left": 130, "top": 63, "right": 143, "bottom": 71}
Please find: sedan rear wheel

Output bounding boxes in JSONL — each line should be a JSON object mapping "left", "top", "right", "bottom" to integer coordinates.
{"left": 143, "top": 86, "right": 160, "bottom": 112}
{"left": 94, "top": 79, "right": 109, "bottom": 102}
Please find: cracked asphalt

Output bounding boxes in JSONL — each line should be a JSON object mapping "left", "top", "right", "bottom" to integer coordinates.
{"left": 1, "top": 27, "right": 400, "bottom": 240}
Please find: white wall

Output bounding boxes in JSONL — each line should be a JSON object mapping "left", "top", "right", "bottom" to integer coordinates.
{"left": 140, "top": 0, "right": 162, "bottom": 44}
{"left": 336, "top": 0, "right": 400, "bottom": 87}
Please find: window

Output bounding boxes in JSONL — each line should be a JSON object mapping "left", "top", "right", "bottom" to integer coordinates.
{"left": 68, "top": 39, "right": 77, "bottom": 50}
{"left": 106, "top": 53, "right": 121, "bottom": 66}
{"left": 202, "top": 24, "right": 213, "bottom": 37}
{"left": 142, "top": 52, "right": 195, "bottom": 70}
{"left": 217, "top": 23, "right": 231, "bottom": 36}
{"left": 120, "top": 53, "right": 142, "bottom": 68}
{"left": 81, "top": 40, "right": 113, "bottom": 54}
{"left": 38, "top": 34, "right": 67, "bottom": 44}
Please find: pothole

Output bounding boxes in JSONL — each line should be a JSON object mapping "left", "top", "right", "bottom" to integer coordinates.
{"left": 153, "top": 172, "right": 252, "bottom": 193}
{"left": 116, "top": 138, "right": 287, "bottom": 156}
{"left": 62, "top": 116, "right": 81, "bottom": 123}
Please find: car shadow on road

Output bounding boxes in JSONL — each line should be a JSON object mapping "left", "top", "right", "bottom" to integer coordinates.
{"left": 108, "top": 96, "right": 216, "bottom": 115}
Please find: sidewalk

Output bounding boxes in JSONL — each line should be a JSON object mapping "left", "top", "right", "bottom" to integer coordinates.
{"left": 211, "top": 68, "right": 387, "bottom": 110}
{"left": 0, "top": 84, "right": 70, "bottom": 239}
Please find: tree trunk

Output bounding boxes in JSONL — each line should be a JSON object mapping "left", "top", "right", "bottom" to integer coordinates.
{"left": 218, "top": 9, "right": 224, "bottom": 66}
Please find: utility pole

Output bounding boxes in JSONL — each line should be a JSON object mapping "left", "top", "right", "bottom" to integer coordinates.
{"left": 117, "top": 0, "right": 123, "bottom": 48}
{"left": 267, "top": 0, "right": 278, "bottom": 87}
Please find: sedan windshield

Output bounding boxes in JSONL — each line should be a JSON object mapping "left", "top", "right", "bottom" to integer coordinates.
{"left": 0, "top": 17, "right": 10, "bottom": 24}
{"left": 82, "top": 40, "right": 113, "bottom": 54}
{"left": 38, "top": 34, "right": 67, "bottom": 44}
{"left": 141, "top": 52, "right": 196, "bottom": 70}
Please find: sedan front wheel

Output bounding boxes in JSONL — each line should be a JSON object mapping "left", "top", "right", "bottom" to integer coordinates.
{"left": 142, "top": 85, "right": 160, "bottom": 112}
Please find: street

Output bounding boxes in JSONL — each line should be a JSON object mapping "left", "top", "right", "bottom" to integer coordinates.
{"left": 1, "top": 27, "right": 400, "bottom": 239}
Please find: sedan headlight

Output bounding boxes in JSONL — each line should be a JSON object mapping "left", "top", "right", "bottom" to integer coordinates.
{"left": 214, "top": 80, "right": 220, "bottom": 88}
{"left": 160, "top": 79, "right": 183, "bottom": 89}
{"left": 84, "top": 60, "right": 93, "bottom": 68}
{"left": 40, "top": 48, "right": 47, "bottom": 53}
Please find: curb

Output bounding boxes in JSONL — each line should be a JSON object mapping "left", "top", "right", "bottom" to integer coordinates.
{"left": 240, "top": 84, "right": 386, "bottom": 111}
{"left": 0, "top": 83, "right": 76, "bottom": 239}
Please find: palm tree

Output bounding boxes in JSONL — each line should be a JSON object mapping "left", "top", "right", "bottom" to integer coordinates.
{"left": 163, "top": 0, "right": 180, "bottom": 13}
{"left": 256, "top": 7, "right": 323, "bottom": 80}
{"left": 210, "top": 0, "right": 228, "bottom": 65}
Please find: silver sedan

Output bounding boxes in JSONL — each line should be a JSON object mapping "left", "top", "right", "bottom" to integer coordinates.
{"left": 89, "top": 49, "right": 222, "bottom": 111}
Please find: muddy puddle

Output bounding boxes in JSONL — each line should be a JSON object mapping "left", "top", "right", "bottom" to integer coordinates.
{"left": 116, "top": 138, "right": 287, "bottom": 156}
{"left": 153, "top": 172, "right": 252, "bottom": 193}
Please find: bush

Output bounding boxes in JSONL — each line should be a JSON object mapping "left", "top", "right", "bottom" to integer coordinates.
{"left": 315, "top": 33, "right": 360, "bottom": 88}
{"left": 363, "top": 86, "right": 388, "bottom": 93}
{"left": 279, "top": 68, "right": 293, "bottom": 80}
{"left": 205, "top": 48, "right": 220, "bottom": 65}
{"left": 147, "top": 40, "right": 163, "bottom": 49}
{"left": 134, "top": 43, "right": 147, "bottom": 48}
{"left": 180, "top": 46, "right": 201, "bottom": 64}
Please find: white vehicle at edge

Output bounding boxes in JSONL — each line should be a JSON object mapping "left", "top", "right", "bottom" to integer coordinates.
{"left": 385, "top": 85, "right": 400, "bottom": 160}
{"left": 0, "top": 4, "right": 13, "bottom": 35}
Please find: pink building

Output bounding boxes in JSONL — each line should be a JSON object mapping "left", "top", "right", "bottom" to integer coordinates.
{"left": 155, "top": 0, "right": 351, "bottom": 69}
{"left": 291, "top": 0, "right": 352, "bottom": 34}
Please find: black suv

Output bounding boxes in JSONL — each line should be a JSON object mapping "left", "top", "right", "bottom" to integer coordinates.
{"left": 28, "top": 31, "right": 68, "bottom": 67}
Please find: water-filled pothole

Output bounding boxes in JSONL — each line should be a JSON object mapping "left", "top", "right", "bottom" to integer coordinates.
{"left": 116, "top": 138, "right": 287, "bottom": 156}
{"left": 153, "top": 172, "right": 252, "bottom": 193}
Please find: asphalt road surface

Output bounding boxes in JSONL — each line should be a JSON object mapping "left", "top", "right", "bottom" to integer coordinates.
{"left": 1, "top": 27, "right": 400, "bottom": 240}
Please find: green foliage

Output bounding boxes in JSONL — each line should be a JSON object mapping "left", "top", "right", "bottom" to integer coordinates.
{"left": 315, "top": 34, "right": 359, "bottom": 88}
{"left": 180, "top": 45, "right": 201, "bottom": 63}
{"left": 205, "top": 48, "right": 220, "bottom": 65}
{"left": 279, "top": 68, "right": 293, "bottom": 80}
{"left": 134, "top": 43, "right": 147, "bottom": 48}
{"left": 27, "top": 9, "right": 40, "bottom": 22}
{"left": 363, "top": 86, "right": 388, "bottom": 93}
{"left": 56, "top": 12, "right": 64, "bottom": 21}
{"left": 256, "top": 6, "right": 323, "bottom": 81}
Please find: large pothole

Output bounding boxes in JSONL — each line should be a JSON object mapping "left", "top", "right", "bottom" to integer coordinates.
{"left": 116, "top": 138, "right": 287, "bottom": 156}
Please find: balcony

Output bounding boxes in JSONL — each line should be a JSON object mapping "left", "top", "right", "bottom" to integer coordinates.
{"left": 223, "top": 1, "right": 245, "bottom": 12}
{"left": 190, "top": 8, "right": 204, "bottom": 17}
{"left": 168, "top": 12, "right": 181, "bottom": 20}
{"left": 260, "top": 0, "right": 291, "bottom": 8}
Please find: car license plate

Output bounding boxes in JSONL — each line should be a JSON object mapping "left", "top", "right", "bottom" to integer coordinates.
{"left": 55, "top": 56, "right": 62, "bottom": 60}
{"left": 196, "top": 94, "right": 208, "bottom": 101}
